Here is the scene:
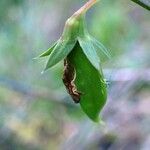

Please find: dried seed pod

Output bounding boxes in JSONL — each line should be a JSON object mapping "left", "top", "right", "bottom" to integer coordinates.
{"left": 62, "top": 59, "right": 81, "bottom": 103}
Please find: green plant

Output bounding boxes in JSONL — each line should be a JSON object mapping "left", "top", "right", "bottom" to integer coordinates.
{"left": 37, "top": 0, "right": 149, "bottom": 122}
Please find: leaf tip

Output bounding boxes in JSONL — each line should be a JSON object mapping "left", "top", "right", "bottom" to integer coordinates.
{"left": 99, "top": 119, "right": 106, "bottom": 126}
{"left": 93, "top": 117, "right": 106, "bottom": 125}
{"left": 33, "top": 56, "right": 39, "bottom": 60}
{"left": 41, "top": 67, "right": 49, "bottom": 74}
{"left": 41, "top": 71, "right": 45, "bottom": 74}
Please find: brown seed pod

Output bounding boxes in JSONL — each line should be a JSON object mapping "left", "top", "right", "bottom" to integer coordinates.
{"left": 62, "top": 59, "right": 82, "bottom": 103}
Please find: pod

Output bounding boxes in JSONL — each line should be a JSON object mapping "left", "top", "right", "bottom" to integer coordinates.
{"left": 66, "top": 42, "right": 107, "bottom": 122}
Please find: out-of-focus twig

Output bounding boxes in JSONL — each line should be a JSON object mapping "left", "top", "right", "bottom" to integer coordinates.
{"left": 0, "top": 76, "right": 65, "bottom": 104}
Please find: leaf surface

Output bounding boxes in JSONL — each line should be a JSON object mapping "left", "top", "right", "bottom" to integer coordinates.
{"left": 91, "top": 37, "right": 111, "bottom": 59}
{"left": 67, "top": 42, "right": 107, "bottom": 122}
{"left": 44, "top": 39, "right": 76, "bottom": 71}
{"left": 38, "top": 42, "right": 57, "bottom": 58}
{"left": 78, "top": 37, "right": 100, "bottom": 71}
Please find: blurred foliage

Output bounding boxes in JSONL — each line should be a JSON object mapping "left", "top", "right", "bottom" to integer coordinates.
{"left": 0, "top": 0, "right": 150, "bottom": 150}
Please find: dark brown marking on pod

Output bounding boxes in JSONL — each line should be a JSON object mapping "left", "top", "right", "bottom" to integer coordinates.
{"left": 62, "top": 59, "right": 82, "bottom": 103}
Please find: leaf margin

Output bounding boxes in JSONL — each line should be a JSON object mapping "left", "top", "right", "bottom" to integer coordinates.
{"left": 78, "top": 36, "right": 100, "bottom": 71}
{"left": 44, "top": 38, "right": 77, "bottom": 71}
{"left": 91, "top": 36, "right": 111, "bottom": 59}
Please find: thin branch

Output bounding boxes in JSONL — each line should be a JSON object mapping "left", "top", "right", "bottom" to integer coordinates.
{"left": 131, "top": 0, "right": 150, "bottom": 10}
{"left": 74, "top": 0, "right": 99, "bottom": 16}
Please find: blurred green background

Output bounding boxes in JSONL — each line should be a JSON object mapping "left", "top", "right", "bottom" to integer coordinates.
{"left": 0, "top": 0, "right": 149, "bottom": 150}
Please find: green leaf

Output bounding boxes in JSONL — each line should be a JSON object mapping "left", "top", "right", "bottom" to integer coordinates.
{"left": 34, "top": 42, "right": 57, "bottom": 60}
{"left": 131, "top": 0, "right": 150, "bottom": 10}
{"left": 91, "top": 37, "right": 111, "bottom": 59}
{"left": 67, "top": 42, "right": 107, "bottom": 122}
{"left": 44, "top": 39, "right": 76, "bottom": 71}
{"left": 78, "top": 37, "right": 100, "bottom": 71}
{"left": 38, "top": 42, "right": 57, "bottom": 58}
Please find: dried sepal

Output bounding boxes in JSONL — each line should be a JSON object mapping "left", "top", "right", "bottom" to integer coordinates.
{"left": 62, "top": 59, "right": 82, "bottom": 103}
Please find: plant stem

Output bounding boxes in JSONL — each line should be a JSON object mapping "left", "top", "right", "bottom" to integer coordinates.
{"left": 74, "top": 0, "right": 99, "bottom": 16}
{"left": 131, "top": 0, "right": 150, "bottom": 10}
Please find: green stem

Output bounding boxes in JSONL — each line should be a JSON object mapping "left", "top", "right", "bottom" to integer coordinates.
{"left": 73, "top": 0, "right": 99, "bottom": 16}
{"left": 131, "top": 0, "right": 150, "bottom": 11}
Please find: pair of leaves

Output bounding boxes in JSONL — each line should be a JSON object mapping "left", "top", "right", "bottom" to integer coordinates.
{"left": 38, "top": 35, "right": 111, "bottom": 73}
